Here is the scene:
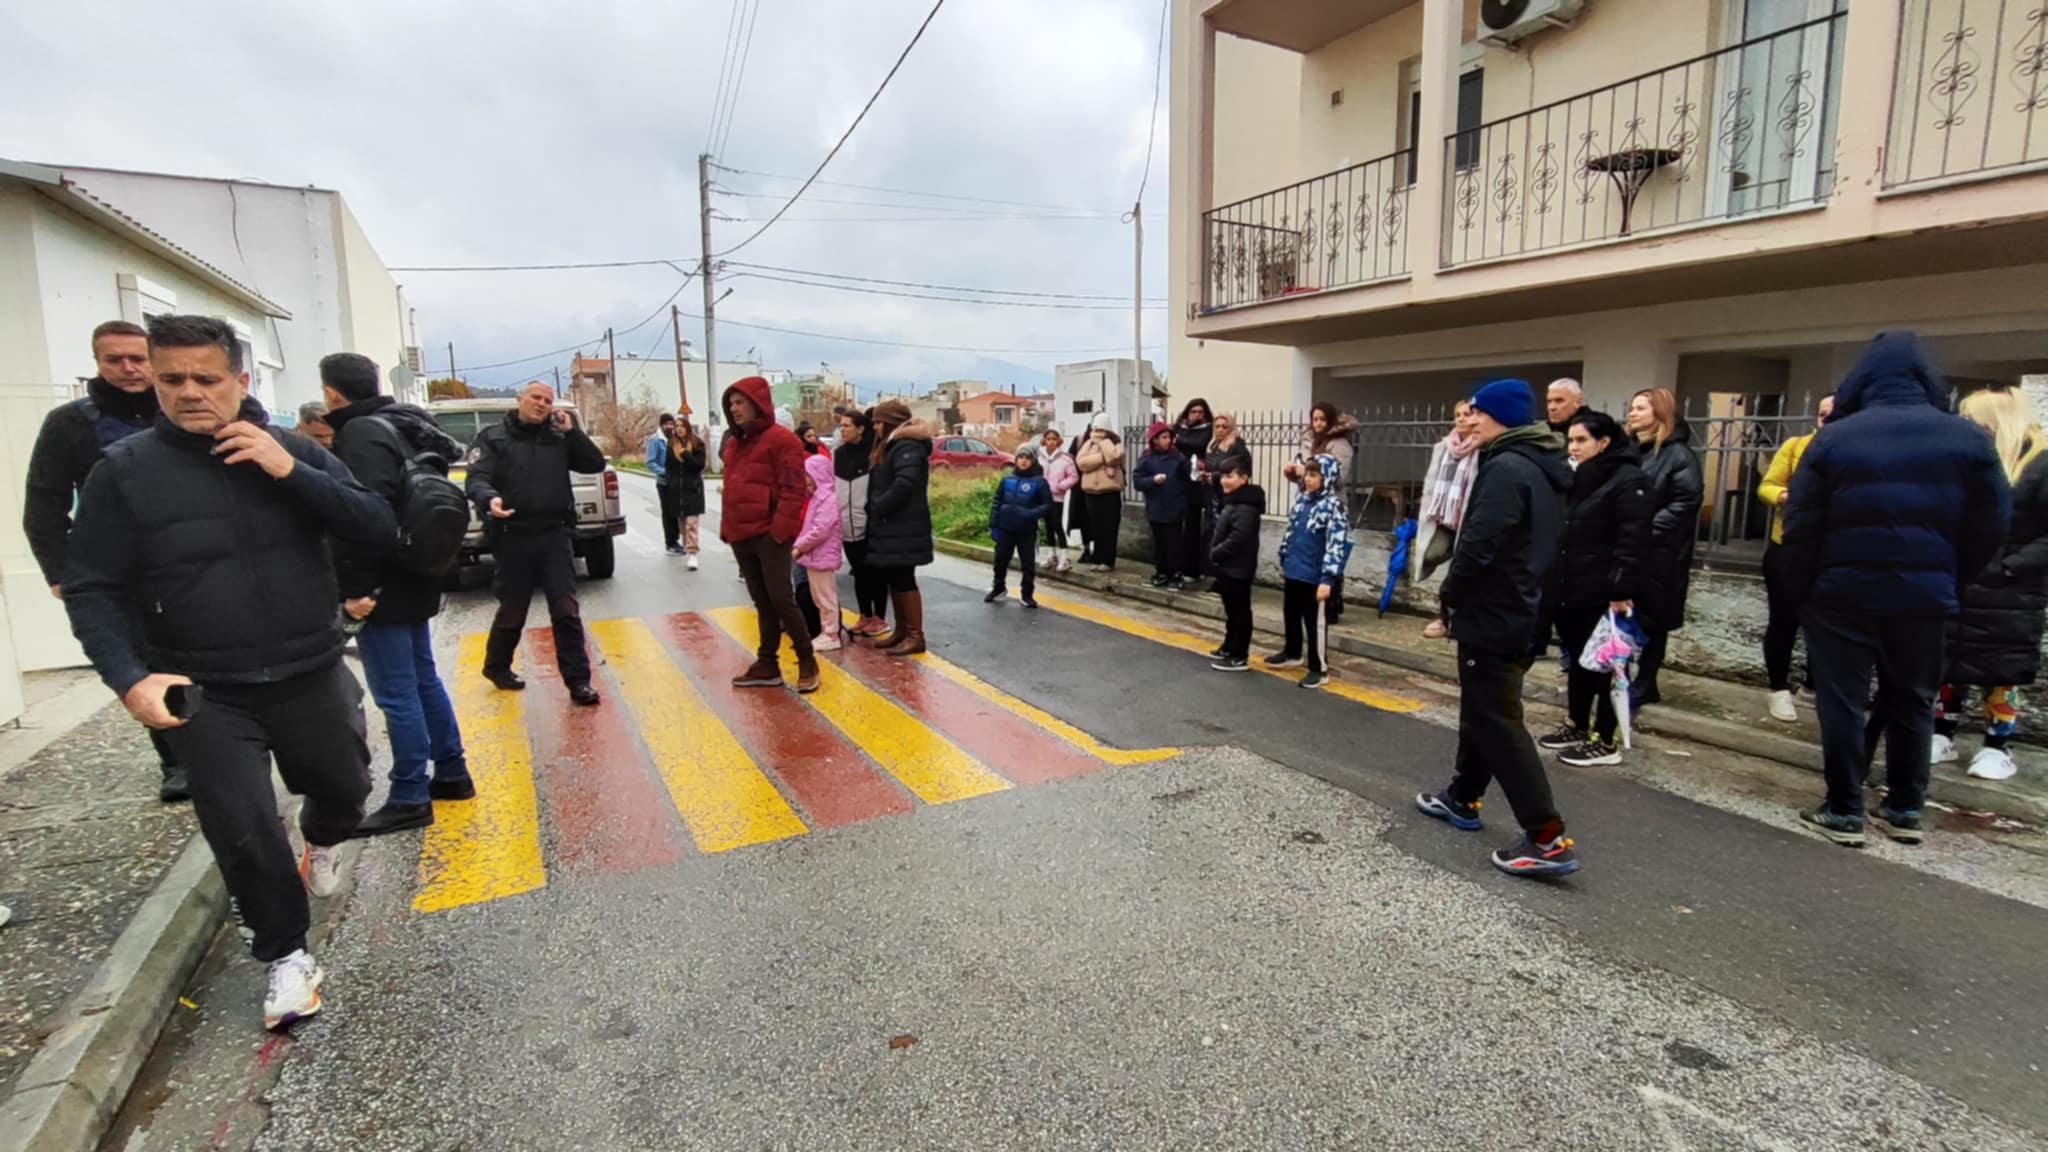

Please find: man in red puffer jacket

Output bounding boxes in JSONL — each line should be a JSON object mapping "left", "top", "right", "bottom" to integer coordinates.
{"left": 720, "top": 376, "right": 819, "bottom": 693}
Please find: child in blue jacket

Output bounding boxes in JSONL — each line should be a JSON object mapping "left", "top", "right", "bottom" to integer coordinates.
{"left": 1131, "top": 421, "right": 1192, "bottom": 590}
{"left": 1269, "top": 454, "right": 1353, "bottom": 689}
{"left": 988, "top": 444, "right": 1055, "bottom": 607}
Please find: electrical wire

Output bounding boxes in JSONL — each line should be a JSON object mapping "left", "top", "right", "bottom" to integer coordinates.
{"left": 390, "top": 258, "right": 692, "bottom": 273}
{"left": 714, "top": 0, "right": 764, "bottom": 160}
{"left": 714, "top": 187, "right": 1128, "bottom": 218}
{"left": 714, "top": 0, "right": 949, "bottom": 257}
{"left": 728, "top": 270, "right": 1166, "bottom": 311}
{"left": 724, "top": 260, "right": 1163, "bottom": 303}
{"left": 715, "top": 211, "right": 1145, "bottom": 223}
{"left": 672, "top": 307, "right": 1164, "bottom": 356}
{"left": 704, "top": 0, "right": 748, "bottom": 154}
{"left": 709, "top": 162, "right": 1123, "bottom": 215}
{"left": 437, "top": 271, "right": 696, "bottom": 374}
{"left": 1131, "top": 0, "right": 1170, "bottom": 211}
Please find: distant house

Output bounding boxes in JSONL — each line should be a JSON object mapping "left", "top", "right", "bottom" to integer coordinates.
{"left": 957, "top": 390, "right": 1030, "bottom": 439}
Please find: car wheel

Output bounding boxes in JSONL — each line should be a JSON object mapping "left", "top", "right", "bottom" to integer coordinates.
{"left": 582, "top": 537, "right": 616, "bottom": 580}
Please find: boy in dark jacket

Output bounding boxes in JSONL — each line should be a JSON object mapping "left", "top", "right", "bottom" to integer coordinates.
{"left": 987, "top": 445, "right": 1055, "bottom": 608}
{"left": 1207, "top": 461, "right": 1264, "bottom": 672}
{"left": 1415, "top": 378, "right": 1580, "bottom": 879}
{"left": 1132, "top": 421, "right": 1191, "bottom": 589}
{"left": 1267, "top": 454, "right": 1353, "bottom": 689}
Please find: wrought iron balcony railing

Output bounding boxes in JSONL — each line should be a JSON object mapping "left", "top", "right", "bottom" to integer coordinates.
{"left": 1200, "top": 150, "right": 1412, "bottom": 312}
{"left": 1886, "top": 0, "right": 2048, "bottom": 187}
{"left": 1442, "top": 12, "right": 1847, "bottom": 268}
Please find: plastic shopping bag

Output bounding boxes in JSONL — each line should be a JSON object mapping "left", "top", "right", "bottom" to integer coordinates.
{"left": 1578, "top": 608, "right": 1644, "bottom": 675}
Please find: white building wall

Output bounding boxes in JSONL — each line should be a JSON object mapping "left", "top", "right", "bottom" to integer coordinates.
{"left": 336, "top": 195, "right": 406, "bottom": 390}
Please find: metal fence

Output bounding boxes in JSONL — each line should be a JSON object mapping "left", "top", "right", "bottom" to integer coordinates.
{"left": 1199, "top": 151, "right": 1413, "bottom": 312}
{"left": 1885, "top": 0, "right": 2048, "bottom": 188}
{"left": 1122, "top": 395, "right": 1824, "bottom": 573}
{"left": 1442, "top": 12, "right": 1846, "bottom": 267}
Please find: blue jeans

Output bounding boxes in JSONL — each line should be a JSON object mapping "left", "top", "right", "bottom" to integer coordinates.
{"left": 357, "top": 621, "right": 467, "bottom": 807}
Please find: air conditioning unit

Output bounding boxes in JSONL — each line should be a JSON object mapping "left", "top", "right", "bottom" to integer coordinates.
{"left": 1479, "top": 0, "right": 1584, "bottom": 47}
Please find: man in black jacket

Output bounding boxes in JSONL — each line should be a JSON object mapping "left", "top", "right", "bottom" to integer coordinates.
{"left": 22, "top": 319, "right": 189, "bottom": 801}
{"left": 1417, "top": 378, "right": 1581, "bottom": 879}
{"left": 465, "top": 381, "right": 607, "bottom": 705}
{"left": 321, "top": 353, "right": 474, "bottom": 836}
{"left": 63, "top": 315, "right": 394, "bottom": 1031}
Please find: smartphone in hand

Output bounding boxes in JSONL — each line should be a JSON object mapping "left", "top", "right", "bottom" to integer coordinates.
{"left": 165, "top": 684, "right": 205, "bottom": 720}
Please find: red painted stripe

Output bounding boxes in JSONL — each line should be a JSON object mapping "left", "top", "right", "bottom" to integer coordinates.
{"left": 660, "top": 613, "right": 914, "bottom": 829}
{"left": 526, "top": 628, "right": 688, "bottom": 875}
{"left": 832, "top": 638, "right": 1101, "bottom": 786}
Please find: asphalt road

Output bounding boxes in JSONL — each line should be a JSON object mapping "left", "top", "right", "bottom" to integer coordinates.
{"left": 104, "top": 473, "right": 2048, "bottom": 1151}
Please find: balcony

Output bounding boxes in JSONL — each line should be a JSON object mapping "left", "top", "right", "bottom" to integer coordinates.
{"left": 1885, "top": 0, "right": 2048, "bottom": 189}
{"left": 1442, "top": 12, "right": 1847, "bottom": 267}
{"left": 1200, "top": 151, "right": 1413, "bottom": 311}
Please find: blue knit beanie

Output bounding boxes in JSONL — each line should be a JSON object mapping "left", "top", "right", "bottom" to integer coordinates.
{"left": 1470, "top": 378, "right": 1535, "bottom": 428}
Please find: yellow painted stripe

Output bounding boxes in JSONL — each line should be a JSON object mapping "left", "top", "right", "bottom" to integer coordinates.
{"left": 589, "top": 617, "right": 808, "bottom": 853}
{"left": 708, "top": 607, "right": 1010, "bottom": 805}
{"left": 1030, "top": 589, "right": 1425, "bottom": 715}
{"left": 838, "top": 609, "right": 1180, "bottom": 767}
{"left": 414, "top": 633, "right": 546, "bottom": 913}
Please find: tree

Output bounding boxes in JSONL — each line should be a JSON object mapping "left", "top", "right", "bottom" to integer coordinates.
{"left": 426, "top": 377, "right": 472, "bottom": 401}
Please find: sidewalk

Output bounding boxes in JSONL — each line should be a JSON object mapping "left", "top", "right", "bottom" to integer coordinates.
{"left": 933, "top": 537, "right": 2048, "bottom": 825}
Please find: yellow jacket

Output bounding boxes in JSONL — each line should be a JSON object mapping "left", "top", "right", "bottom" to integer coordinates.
{"left": 1757, "top": 432, "right": 1815, "bottom": 544}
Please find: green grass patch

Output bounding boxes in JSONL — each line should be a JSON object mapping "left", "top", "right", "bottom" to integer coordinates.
{"left": 929, "top": 472, "right": 1001, "bottom": 544}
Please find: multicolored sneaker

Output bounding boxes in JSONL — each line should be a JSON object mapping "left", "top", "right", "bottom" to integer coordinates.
{"left": 1415, "top": 788, "right": 1484, "bottom": 831}
{"left": 1536, "top": 722, "right": 1586, "bottom": 751}
{"left": 1799, "top": 806, "right": 1866, "bottom": 847}
{"left": 1491, "top": 834, "right": 1581, "bottom": 878}
{"left": 1873, "top": 806, "right": 1925, "bottom": 845}
{"left": 1558, "top": 740, "right": 1621, "bottom": 767}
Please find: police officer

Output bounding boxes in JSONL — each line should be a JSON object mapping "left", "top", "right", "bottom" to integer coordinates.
{"left": 465, "top": 381, "right": 607, "bottom": 705}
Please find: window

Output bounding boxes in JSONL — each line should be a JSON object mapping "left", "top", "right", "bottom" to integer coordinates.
{"left": 430, "top": 411, "right": 483, "bottom": 446}
{"left": 966, "top": 440, "right": 994, "bottom": 455}
{"left": 1072, "top": 399, "right": 1094, "bottom": 414}
{"left": 943, "top": 438, "right": 968, "bottom": 453}
{"left": 1454, "top": 69, "right": 1485, "bottom": 170}
{"left": 1398, "top": 58, "right": 1485, "bottom": 177}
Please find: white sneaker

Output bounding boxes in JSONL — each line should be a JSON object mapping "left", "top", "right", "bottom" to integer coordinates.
{"left": 686, "top": 555, "right": 700, "bottom": 571}
{"left": 1767, "top": 689, "right": 1797, "bottom": 723}
{"left": 299, "top": 843, "right": 345, "bottom": 899}
{"left": 1931, "top": 734, "right": 1958, "bottom": 764}
{"left": 813, "top": 636, "right": 842, "bottom": 652}
{"left": 263, "top": 949, "right": 324, "bottom": 1031}
{"left": 1968, "top": 746, "right": 2018, "bottom": 780}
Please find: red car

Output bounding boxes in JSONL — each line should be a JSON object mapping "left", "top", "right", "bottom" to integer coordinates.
{"left": 930, "top": 435, "right": 1010, "bottom": 471}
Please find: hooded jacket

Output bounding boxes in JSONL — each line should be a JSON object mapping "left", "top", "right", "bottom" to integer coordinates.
{"left": 1131, "top": 422, "right": 1190, "bottom": 524}
{"left": 1279, "top": 455, "right": 1354, "bottom": 586}
{"left": 1947, "top": 447, "right": 2048, "bottom": 686}
{"left": 990, "top": 457, "right": 1054, "bottom": 538}
{"left": 1552, "top": 437, "right": 1652, "bottom": 614}
{"left": 1635, "top": 417, "right": 1705, "bottom": 632}
{"left": 1783, "top": 332, "right": 2009, "bottom": 618}
{"left": 1296, "top": 413, "right": 1358, "bottom": 487}
{"left": 833, "top": 430, "right": 874, "bottom": 542}
{"left": 1210, "top": 482, "right": 1266, "bottom": 581}
{"left": 1041, "top": 441, "right": 1080, "bottom": 499}
{"left": 793, "top": 453, "right": 844, "bottom": 572}
{"left": 62, "top": 404, "right": 396, "bottom": 696}
{"left": 1438, "top": 424, "right": 1572, "bottom": 657}
{"left": 326, "top": 395, "right": 466, "bottom": 626}
{"left": 1075, "top": 430, "right": 1126, "bottom": 495}
{"left": 23, "top": 376, "right": 162, "bottom": 586}
{"left": 865, "top": 419, "right": 936, "bottom": 569}
{"left": 718, "top": 376, "right": 810, "bottom": 544}
{"left": 465, "top": 406, "right": 608, "bottom": 531}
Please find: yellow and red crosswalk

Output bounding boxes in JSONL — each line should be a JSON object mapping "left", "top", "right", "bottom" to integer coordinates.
{"left": 412, "top": 610, "right": 1180, "bottom": 914}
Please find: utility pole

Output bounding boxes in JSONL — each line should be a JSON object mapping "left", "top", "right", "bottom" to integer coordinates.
{"left": 1132, "top": 201, "right": 1144, "bottom": 372}
{"left": 447, "top": 342, "right": 455, "bottom": 383}
{"left": 698, "top": 152, "right": 721, "bottom": 429}
{"left": 553, "top": 366, "right": 561, "bottom": 392}
{"left": 672, "top": 303, "right": 690, "bottom": 417}
{"left": 605, "top": 326, "right": 617, "bottom": 404}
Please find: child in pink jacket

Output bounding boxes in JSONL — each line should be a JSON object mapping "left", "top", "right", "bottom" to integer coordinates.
{"left": 1039, "top": 429, "right": 1081, "bottom": 572}
{"left": 793, "top": 452, "right": 845, "bottom": 650}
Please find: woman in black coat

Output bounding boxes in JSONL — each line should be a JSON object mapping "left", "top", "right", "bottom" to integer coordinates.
{"left": 1537, "top": 410, "right": 1652, "bottom": 765}
{"left": 667, "top": 420, "right": 708, "bottom": 568}
{"left": 864, "top": 399, "right": 935, "bottom": 656}
{"left": 1625, "top": 388, "right": 1703, "bottom": 707}
{"left": 1936, "top": 390, "right": 2048, "bottom": 780}
{"left": 1171, "top": 398, "right": 1214, "bottom": 580}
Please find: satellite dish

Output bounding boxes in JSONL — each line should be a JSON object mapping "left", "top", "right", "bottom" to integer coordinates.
{"left": 389, "top": 364, "right": 416, "bottom": 394}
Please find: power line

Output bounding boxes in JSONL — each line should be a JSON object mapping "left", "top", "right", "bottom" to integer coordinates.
{"left": 715, "top": 0, "right": 765, "bottom": 160}
{"left": 390, "top": 258, "right": 691, "bottom": 273}
{"left": 728, "top": 270, "right": 1167, "bottom": 311}
{"left": 714, "top": 211, "right": 1157, "bottom": 224}
{"left": 437, "top": 271, "right": 696, "bottom": 374}
{"left": 725, "top": 260, "right": 1164, "bottom": 303}
{"left": 710, "top": 162, "right": 1123, "bottom": 215}
{"left": 674, "top": 307, "right": 1165, "bottom": 356}
{"left": 715, "top": 0, "right": 949, "bottom": 257}
{"left": 384, "top": 254, "right": 1162, "bottom": 303}
{"left": 714, "top": 187, "right": 1127, "bottom": 218}
{"left": 1132, "top": 0, "right": 1171, "bottom": 209}
{"left": 704, "top": 0, "right": 748, "bottom": 154}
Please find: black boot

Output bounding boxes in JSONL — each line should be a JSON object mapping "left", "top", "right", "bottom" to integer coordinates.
{"left": 352, "top": 802, "right": 434, "bottom": 838}
{"left": 482, "top": 626, "right": 524, "bottom": 690}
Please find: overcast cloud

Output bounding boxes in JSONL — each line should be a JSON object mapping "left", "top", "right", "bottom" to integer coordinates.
{"left": 3, "top": 0, "right": 1171, "bottom": 399}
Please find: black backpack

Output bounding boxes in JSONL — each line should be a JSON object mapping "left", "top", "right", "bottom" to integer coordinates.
{"left": 371, "top": 416, "right": 470, "bottom": 577}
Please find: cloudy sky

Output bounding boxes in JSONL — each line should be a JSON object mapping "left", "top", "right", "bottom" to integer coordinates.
{"left": 3, "top": 0, "right": 1170, "bottom": 399}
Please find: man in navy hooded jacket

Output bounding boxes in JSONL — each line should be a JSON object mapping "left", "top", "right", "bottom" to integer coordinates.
{"left": 1782, "top": 332, "right": 2009, "bottom": 847}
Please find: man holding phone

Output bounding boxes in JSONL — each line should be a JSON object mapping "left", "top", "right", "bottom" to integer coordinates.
{"left": 61, "top": 315, "right": 394, "bottom": 1031}
{"left": 464, "top": 380, "right": 608, "bottom": 705}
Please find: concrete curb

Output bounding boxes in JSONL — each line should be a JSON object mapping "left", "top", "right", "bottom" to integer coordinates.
{"left": 0, "top": 832, "right": 227, "bottom": 1152}
{"left": 933, "top": 536, "right": 2048, "bottom": 825}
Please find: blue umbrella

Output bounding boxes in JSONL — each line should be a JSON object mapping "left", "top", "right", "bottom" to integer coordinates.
{"left": 1380, "top": 519, "right": 1417, "bottom": 616}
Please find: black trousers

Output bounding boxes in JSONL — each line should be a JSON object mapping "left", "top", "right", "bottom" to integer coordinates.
{"left": 1555, "top": 605, "right": 1619, "bottom": 742}
{"left": 1805, "top": 606, "right": 1944, "bottom": 818}
{"left": 1281, "top": 579, "right": 1327, "bottom": 674}
{"left": 1637, "top": 629, "right": 1670, "bottom": 695}
{"left": 1179, "top": 500, "right": 1207, "bottom": 579}
{"left": 1043, "top": 500, "right": 1066, "bottom": 550}
{"left": 875, "top": 565, "right": 919, "bottom": 594}
{"left": 167, "top": 662, "right": 371, "bottom": 962}
{"left": 1150, "top": 519, "right": 1184, "bottom": 579}
{"left": 657, "top": 481, "right": 681, "bottom": 549}
{"left": 1084, "top": 492, "right": 1123, "bottom": 568}
{"left": 794, "top": 558, "right": 822, "bottom": 639}
{"left": 149, "top": 728, "right": 179, "bottom": 771}
{"left": 1216, "top": 576, "right": 1254, "bottom": 660}
{"left": 844, "top": 539, "right": 888, "bottom": 619}
{"left": 1449, "top": 644, "right": 1564, "bottom": 838}
{"left": 732, "top": 534, "right": 814, "bottom": 661}
{"left": 1760, "top": 542, "right": 1805, "bottom": 691}
{"left": 992, "top": 530, "right": 1038, "bottom": 594}
{"left": 485, "top": 527, "right": 589, "bottom": 686}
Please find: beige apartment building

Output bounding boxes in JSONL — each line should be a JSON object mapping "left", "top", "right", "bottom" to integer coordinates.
{"left": 1169, "top": 0, "right": 2048, "bottom": 425}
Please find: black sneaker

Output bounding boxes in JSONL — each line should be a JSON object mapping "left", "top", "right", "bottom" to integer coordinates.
{"left": 1492, "top": 834, "right": 1581, "bottom": 878}
{"left": 1299, "top": 669, "right": 1329, "bottom": 690}
{"left": 1558, "top": 740, "right": 1621, "bottom": 767}
{"left": 1021, "top": 594, "right": 1038, "bottom": 609}
{"left": 158, "top": 765, "right": 191, "bottom": 803}
{"left": 1210, "top": 656, "right": 1250, "bottom": 673}
{"left": 1799, "top": 806, "right": 1866, "bottom": 847}
{"left": 429, "top": 776, "right": 477, "bottom": 802}
{"left": 569, "top": 683, "right": 601, "bottom": 707}
{"left": 1208, "top": 645, "right": 1229, "bottom": 659}
{"left": 1415, "top": 788, "right": 1483, "bottom": 831}
{"left": 1167, "top": 578, "right": 1188, "bottom": 592}
{"left": 984, "top": 587, "right": 1006, "bottom": 603}
{"left": 1149, "top": 574, "right": 1170, "bottom": 588}
{"left": 352, "top": 802, "right": 434, "bottom": 839}
{"left": 1873, "top": 806, "right": 1925, "bottom": 845}
{"left": 483, "top": 669, "right": 526, "bottom": 692}
{"left": 1264, "top": 651, "right": 1304, "bottom": 670}
{"left": 1536, "top": 722, "right": 1587, "bottom": 751}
